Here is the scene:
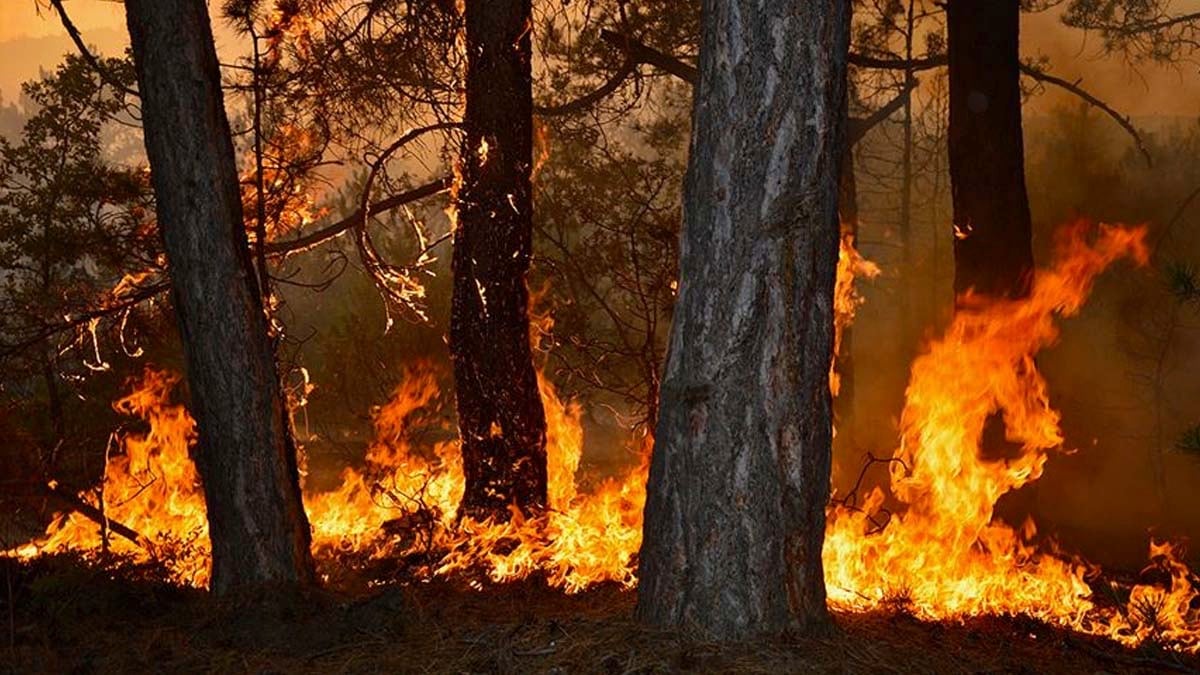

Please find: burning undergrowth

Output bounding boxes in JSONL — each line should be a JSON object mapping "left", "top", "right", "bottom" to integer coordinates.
{"left": 6, "top": 222, "right": 1200, "bottom": 656}
{"left": 7, "top": 361, "right": 648, "bottom": 594}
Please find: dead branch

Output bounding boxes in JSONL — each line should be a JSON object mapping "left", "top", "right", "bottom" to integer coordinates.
{"left": 266, "top": 176, "right": 453, "bottom": 256}
{"left": 45, "top": 0, "right": 139, "bottom": 100}
{"left": 39, "top": 482, "right": 145, "bottom": 547}
{"left": 598, "top": 30, "right": 915, "bottom": 148}
{"left": 599, "top": 29, "right": 698, "bottom": 85}
{"left": 849, "top": 77, "right": 918, "bottom": 146}
{"left": 845, "top": 51, "right": 1152, "bottom": 166}
{"left": 534, "top": 56, "right": 639, "bottom": 116}
{"left": 848, "top": 52, "right": 946, "bottom": 72}
{"left": 1019, "top": 65, "right": 1153, "bottom": 167}
{"left": 354, "top": 122, "right": 462, "bottom": 312}
{"left": 0, "top": 281, "right": 169, "bottom": 362}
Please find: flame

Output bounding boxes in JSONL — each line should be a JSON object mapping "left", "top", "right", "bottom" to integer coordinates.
{"left": 306, "top": 362, "right": 646, "bottom": 593}
{"left": 11, "top": 221, "right": 1200, "bottom": 653}
{"left": 831, "top": 233, "right": 880, "bottom": 396}
{"left": 13, "top": 369, "right": 209, "bottom": 587}
{"left": 240, "top": 124, "right": 329, "bottom": 243}
{"left": 824, "top": 222, "right": 1200, "bottom": 651}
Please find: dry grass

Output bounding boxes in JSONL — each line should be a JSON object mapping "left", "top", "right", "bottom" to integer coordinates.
{"left": 2, "top": 554, "right": 1198, "bottom": 674}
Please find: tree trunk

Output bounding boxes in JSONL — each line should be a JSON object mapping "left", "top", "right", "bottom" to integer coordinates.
{"left": 451, "top": 0, "right": 548, "bottom": 520}
{"left": 636, "top": 0, "right": 849, "bottom": 639}
{"left": 124, "top": 0, "right": 315, "bottom": 594}
{"left": 947, "top": 0, "right": 1034, "bottom": 299}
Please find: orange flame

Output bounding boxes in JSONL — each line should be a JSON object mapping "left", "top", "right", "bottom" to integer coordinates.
{"left": 824, "top": 223, "right": 1200, "bottom": 651}
{"left": 14, "top": 369, "right": 210, "bottom": 587}
{"left": 831, "top": 233, "right": 880, "bottom": 396}
{"left": 11, "top": 221, "right": 1200, "bottom": 652}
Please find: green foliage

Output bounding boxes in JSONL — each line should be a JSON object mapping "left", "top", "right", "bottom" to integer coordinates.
{"left": 1175, "top": 424, "right": 1200, "bottom": 456}
{"left": 1164, "top": 261, "right": 1200, "bottom": 302}
{"left": 0, "top": 53, "right": 161, "bottom": 484}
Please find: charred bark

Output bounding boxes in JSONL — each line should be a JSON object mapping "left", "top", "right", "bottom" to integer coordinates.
{"left": 948, "top": 0, "right": 1034, "bottom": 299}
{"left": 124, "top": 0, "right": 315, "bottom": 594}
{"left": 451, "top": 0, "right": 548, "bottom": 520}
{"left": 636, "top": 0, "right": 849, "bottom": 639}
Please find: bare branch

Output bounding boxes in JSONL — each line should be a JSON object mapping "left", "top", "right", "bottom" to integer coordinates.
{"left": 1019, "top": 64, "right": 1153, "bottom": 166}
{"left": 599, "top": 29, "right": 698, "bottom": 85}
{"left": 534, "top": 56, "right": 638, "bottom": 116}
{"left": 849, "top": 77, "right": 918, "bottom": 145}
{"left": 46, "top": 0, "right": 140, "bottom": 99}
{"left": 266, "top": 176, "right": 453, "bottom": 256}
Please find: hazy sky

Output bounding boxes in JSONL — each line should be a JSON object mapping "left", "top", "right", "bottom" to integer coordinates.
{"left": 0, "top": 2, "right": 124, "bottom": 42}
{"left": 1, "top": 1, "right": 1198, "bottom": 119}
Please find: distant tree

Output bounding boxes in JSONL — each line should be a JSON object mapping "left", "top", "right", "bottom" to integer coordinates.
{"left": 124, "top": 0, "right": 315, "bottom": 593}
{"left": 637, "top": 0, "right": 850, "bottom": 638}
{"left": 0, "top": 54, "right": 152, "bottom": 470}
{"left": 451, "top": 0, "right": 548, "bottom": 519}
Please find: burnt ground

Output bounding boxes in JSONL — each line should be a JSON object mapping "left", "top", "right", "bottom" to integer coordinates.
{"left": 1, "top": 555, "right": 1199, "bottom": 674}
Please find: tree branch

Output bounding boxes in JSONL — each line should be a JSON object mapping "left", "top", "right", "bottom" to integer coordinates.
{"left": 533, "top": 56, "right": 638, "bottom": 116}
{"left": 843, "top": 51, "right": 1152, "bottom": 166}
{"left": 848, "top": 77, "right": 918, "bottom": 145}
{"left": 266, "top": 176, "right": 453, "bottom": 255}
{"left": 1104, "top": 10, "right": 1200, "bottom": 36}
{"left": 1019, "top": 64, "right": 1152, "bottom": 166}
{"left": 599, "top": 29, "right": 698, "bottom": 85}
{"left": 848, "top": 52, "right": 947, "bottom": 72}
{"left": 597, "top": 30, "right": 918, "bottom": 148}
{"left": 46, "top": 0, "right": 140, "bottom": 99}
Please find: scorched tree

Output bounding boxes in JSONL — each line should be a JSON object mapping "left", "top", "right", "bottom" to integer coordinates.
{"left": 451, "top": 0, "right": 549, "bottom": 520}
{"left": 636, "top": 0, "right": 850, "bottom": 638}
{"left": 124, "top": 0, "right": 315, "bottom": 593}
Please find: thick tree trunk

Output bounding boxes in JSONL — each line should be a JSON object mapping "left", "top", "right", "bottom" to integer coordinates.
{"left": 636, "top": 0, "right": 849, "bottom": 639}
{"left": 451, "top": 0, "right": 548, "bottom": 520}
{"left": 948, "top": 0, "right": 1034, "bottom": 299}
{"left": 124, "top": 0, "right": 315, "bottom": 594}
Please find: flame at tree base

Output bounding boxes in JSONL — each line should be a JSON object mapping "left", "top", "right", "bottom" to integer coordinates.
{"left": 8, "top": 222, "right": 1200, "bottom": 653}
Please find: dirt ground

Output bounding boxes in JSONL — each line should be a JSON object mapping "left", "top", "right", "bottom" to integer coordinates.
{"left": 2, "top": 554, "right": 1199, "bottom": 674}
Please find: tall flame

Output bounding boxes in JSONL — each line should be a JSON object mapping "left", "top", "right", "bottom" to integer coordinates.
{"left": 825, "top": 223, "right": 1200, "bottom": 651}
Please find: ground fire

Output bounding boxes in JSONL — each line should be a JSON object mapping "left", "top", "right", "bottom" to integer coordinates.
{"left": 10, "top": 222, "right": 1200, "bottom": 656}
{"left": 10, "top": 0, "right": 1200, "bottom": 671}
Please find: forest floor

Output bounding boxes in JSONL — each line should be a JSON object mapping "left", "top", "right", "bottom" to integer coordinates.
{"left": 2, "top": 555, "right": 1199, "bottom": 674}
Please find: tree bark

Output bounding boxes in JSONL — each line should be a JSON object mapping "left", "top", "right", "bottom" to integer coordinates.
{"left": 636, "top": 0, "right": 849, "bottom": 639}
{"left": 124, "top": 0, "right": 315, "bottom": 594}
{"left": 451, "top": 0, "right": 548, "bottom": 520}
{"left": 948, "top": 0, "right": 1034, "bottom": 299}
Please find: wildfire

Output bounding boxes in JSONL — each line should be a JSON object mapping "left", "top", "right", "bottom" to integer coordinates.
{"left": 825, "top": 222, "right": 1200, "bottom": 651}
{"left": 9, "top": 221, "right": 1200, "bottom": 653}
{"left": 13, "top": 361, "right": 645, "bottom": 594}
{"left": 14, "top": 369, "right": 211, "bottom": 587}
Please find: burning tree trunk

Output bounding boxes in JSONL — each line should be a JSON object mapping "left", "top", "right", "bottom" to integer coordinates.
{"left": 450, "top": 0, "right": 548, "bottom": 520}
{"left": 124, "top": 0, "right": 315, "bottom": 593}
{"left": 637, "top": 0, "right": 849, "bottom": 638}
{"left": 948, "top": 0, "right": 1034, "bottom": 299}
